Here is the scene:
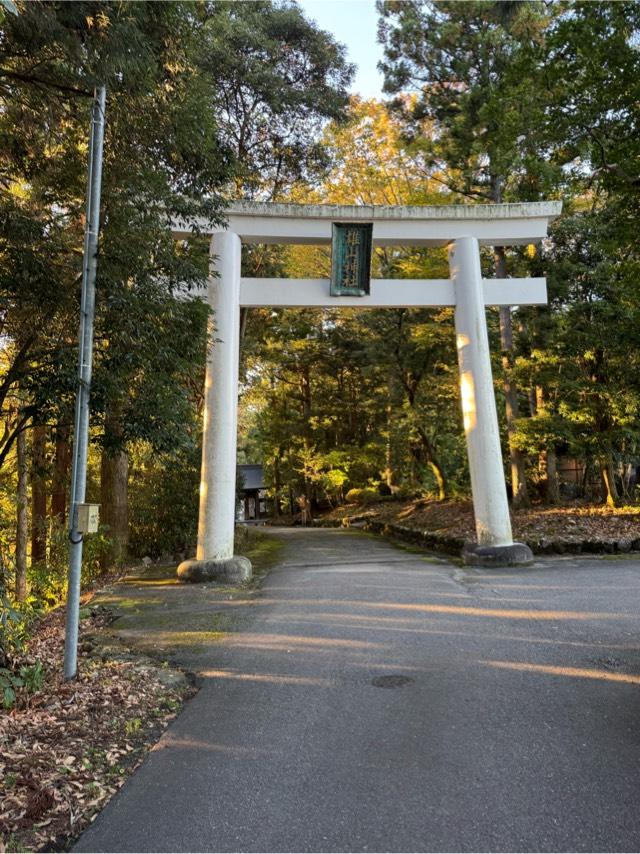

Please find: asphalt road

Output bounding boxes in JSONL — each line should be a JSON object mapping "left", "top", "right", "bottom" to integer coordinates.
{"left": 75, "top": 528, "right": 640, "bottom": 852}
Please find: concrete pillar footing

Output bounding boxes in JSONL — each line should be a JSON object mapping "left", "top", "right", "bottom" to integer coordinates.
{"left": 177, "top": 556, "right": 252, "bottom": 584}
{"left": 463, "top": 542, "right": 533, "bottom": 568}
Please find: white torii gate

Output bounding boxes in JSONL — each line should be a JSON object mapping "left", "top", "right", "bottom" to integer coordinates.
{"left": 174, "top": 201, "right": 561, "bottom": 582}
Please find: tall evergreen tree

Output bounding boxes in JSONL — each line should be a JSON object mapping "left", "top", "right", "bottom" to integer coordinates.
{"left": 377, "top": 0, "right": 560, "bottom": 507}
{"left": 515, "top": 1, "right": 640, "bottom": 505}
{"left": 203, "top": 0, "right": 354, "bottom": 200}
{"left": 0, "top": 1, "right": 232, "bottom": 566}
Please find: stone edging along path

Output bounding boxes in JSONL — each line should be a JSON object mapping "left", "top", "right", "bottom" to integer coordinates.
{"left": 313, "top": 517, "right": 640, "bottom": 558}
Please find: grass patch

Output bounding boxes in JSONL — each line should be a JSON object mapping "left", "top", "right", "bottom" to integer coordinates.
{"left": 123, "top": 564, "right": 177, "bottom": 582}
{"left": 97, "top": 596, "right": 163, "bottom": 611}
{"left": 236, "top": 528, "right": 284, "bottom": 576}
{"left": 113, "top": 609, "right": 237, "bottom": 633}
{"left": 151, "top": 629, "right": 229, "bottom": 647}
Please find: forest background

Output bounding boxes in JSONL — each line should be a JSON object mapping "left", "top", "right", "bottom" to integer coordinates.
{"left": 1, "top": 0, "right": 640, "bottom": 622}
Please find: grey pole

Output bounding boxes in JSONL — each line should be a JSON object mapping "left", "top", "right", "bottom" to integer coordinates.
{"left": 63, "top": 86, "right": 106, "bottom": 680}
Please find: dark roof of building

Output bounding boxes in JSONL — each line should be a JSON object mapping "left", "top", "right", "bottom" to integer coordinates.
{"left": 238, "top": 464, "right": 265, "bottom": 491}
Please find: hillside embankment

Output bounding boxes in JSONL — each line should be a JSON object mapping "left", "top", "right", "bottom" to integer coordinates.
{"left": 314, "top": 498, "right": 640, "bottom": 557}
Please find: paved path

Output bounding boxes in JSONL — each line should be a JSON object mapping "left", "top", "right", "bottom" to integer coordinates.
{"left": 76, "top": 528, "right": 640, "bottom": 852}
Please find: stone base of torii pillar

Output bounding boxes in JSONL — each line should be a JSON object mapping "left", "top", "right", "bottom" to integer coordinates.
{"left": 178, "top": 555, "right": 252, "bottom": 583}
{"left": 462, "top": 542, "right": 533, "bottom": 567}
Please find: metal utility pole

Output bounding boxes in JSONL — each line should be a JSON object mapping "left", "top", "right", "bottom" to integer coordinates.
{"left": 63, "top": 85, "right": 106, "bottom": 680}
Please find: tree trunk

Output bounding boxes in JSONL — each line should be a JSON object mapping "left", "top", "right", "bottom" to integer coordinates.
{"left": 546, "top": 447, "right": 560, "bottom": 504}
{"left": 16, "top": 427, "right": 28, "bottom": 602}
{"left": 300, "top": 365, "right": 313, "bottom": 506}
{"left": 579, "top": 459, "right": 591, "bottom": 499}
{"left": 100, "top": 443, "right": 129, "bottom": 569}
{"left": 416, "top": 427, "right": 448, "bottom": 500}
{"left": 538, "top": 448, "right": 560, "bottom": 505}
{"left": 428, "top": 460, "right": 448, "bottom": 502}
{"left": 51, "top": 421, "right": 71, "bottom": 524}
{"left": 100, "top": 405, "right": 129, "bottom": 569}
{"left": 383, "top": 366, "right": 404, "bottom": 492}
{"left": 273, "top": 451, "right": 282, "bottom": 517}
{"left": 239, "top": 307, "right": 249, "bottom": 344}
{"left": 621, "top": 462, "right": 635, "bottom": 502}
{"left": 600, "top": 456, "right": 619, "bottom": 508}
{"left": 495, "top": 247, "right": 529, "bottom": 509}
{"left": 535, "top": 386, "right": 560, "bottom": 505}
{"left": 31, "top": 424, "right": 47, "bottom": 563}
{"left": 384, "top": 403, "right": 394, "bottom": 491}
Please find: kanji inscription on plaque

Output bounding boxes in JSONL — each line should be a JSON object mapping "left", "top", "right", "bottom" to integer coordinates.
{"left": 330, "top": 222, "right": 373, "bottom": 296}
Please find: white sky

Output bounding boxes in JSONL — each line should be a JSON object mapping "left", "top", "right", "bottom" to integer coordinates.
{"left": 297, "top": 0, "right": 385, "bottom": 99}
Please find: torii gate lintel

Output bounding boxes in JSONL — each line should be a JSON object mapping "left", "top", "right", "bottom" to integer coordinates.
{"left": 175, "top": 201, "right": 561, "bottom": 582}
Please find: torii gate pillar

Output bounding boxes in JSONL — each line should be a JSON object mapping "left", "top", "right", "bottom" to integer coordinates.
{"left": 178, "top": 231, "right": 252, "bottom": 583}
{"left": 450, "top": 237, "right": 531, "bottom": 566}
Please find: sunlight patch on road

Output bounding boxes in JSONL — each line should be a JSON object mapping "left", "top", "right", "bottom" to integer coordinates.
{"left": 479, "top": 659, "right": 640, "bottom": 685}
{"left": 200, "top": 668, "right": 331, "bottom": 686}
{"left": 155, "top": 737, "right": 273, "bottom": 756}
{"left": 271, "top": 612, "right": 640, "bottom": 651}
{"left": 225, "top": 632, "right": 384, "bottom": 650}
{"left": 252, "top": 598, "right": 626, "bottom": 621}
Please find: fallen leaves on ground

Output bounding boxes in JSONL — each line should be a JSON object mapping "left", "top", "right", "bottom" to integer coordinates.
{"left": 0, "top": 606, "right": 194, "bottom": 852}
{"left": 323, "top": 498, "right": 640, "bottom": 546}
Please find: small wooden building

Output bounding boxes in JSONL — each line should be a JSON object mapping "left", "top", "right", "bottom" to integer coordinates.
{"left": 237, "top": 464, "right": 269, "bottom": 521}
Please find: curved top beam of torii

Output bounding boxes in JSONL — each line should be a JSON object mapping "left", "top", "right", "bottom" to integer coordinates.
{"left": 172, "top": 199, "right": 562, "bottom": 246}
{"left": 172, "top": 200, "right": 562, "bottom": 309}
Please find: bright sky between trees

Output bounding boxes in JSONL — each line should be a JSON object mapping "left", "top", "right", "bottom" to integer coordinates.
{"left": 298, "top": 0, "right": 385, "bottom": 99}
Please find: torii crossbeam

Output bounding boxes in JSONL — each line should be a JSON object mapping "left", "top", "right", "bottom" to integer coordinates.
{"left": 173, "top": 201, "right": 562, "bottom": 581}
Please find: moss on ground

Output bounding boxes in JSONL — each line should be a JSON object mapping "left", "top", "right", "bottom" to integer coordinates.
{"left": 114, "top": 609, "right": 237, "bottom": 633}
{"left": 237, "top": 528, "right": 285, "bottom": 578}
{"left": 94, "top": 529, "right": 285, "bottom": 663}
{"left": 97, "top": 596, "right": 163, "bottom": 612}
{"left": 148, "top": 630, "right": 229, "bottom": 648}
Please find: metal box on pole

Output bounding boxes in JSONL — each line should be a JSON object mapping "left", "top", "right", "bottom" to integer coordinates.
{"left": 77, "top": 503, "right": 100, "bottom": 534}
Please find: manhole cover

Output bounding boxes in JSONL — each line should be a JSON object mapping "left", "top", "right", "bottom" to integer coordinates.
{"left": 371, "top": 674, "right": 414, "bottom": 689}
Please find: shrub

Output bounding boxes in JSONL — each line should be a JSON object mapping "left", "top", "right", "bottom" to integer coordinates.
{"left": 0, "top": 594, "right": 37, "bottom": 668}
{"left": 29, "top": 520, "right": 112, "bottom": 607}
{"left": 0, "top": 661, "right": 45, "bottom": 709}
{"left": 391, "top": 485, "right": 416, "bottom": 500}
{"left": 128, "top": 445, "right": 200, "bottom": 559}
{"left": 0, "top": 594, "right": 43, "bottom": 708}
{"left": 345, "top": 487, "right": 379, "bottom": 505}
